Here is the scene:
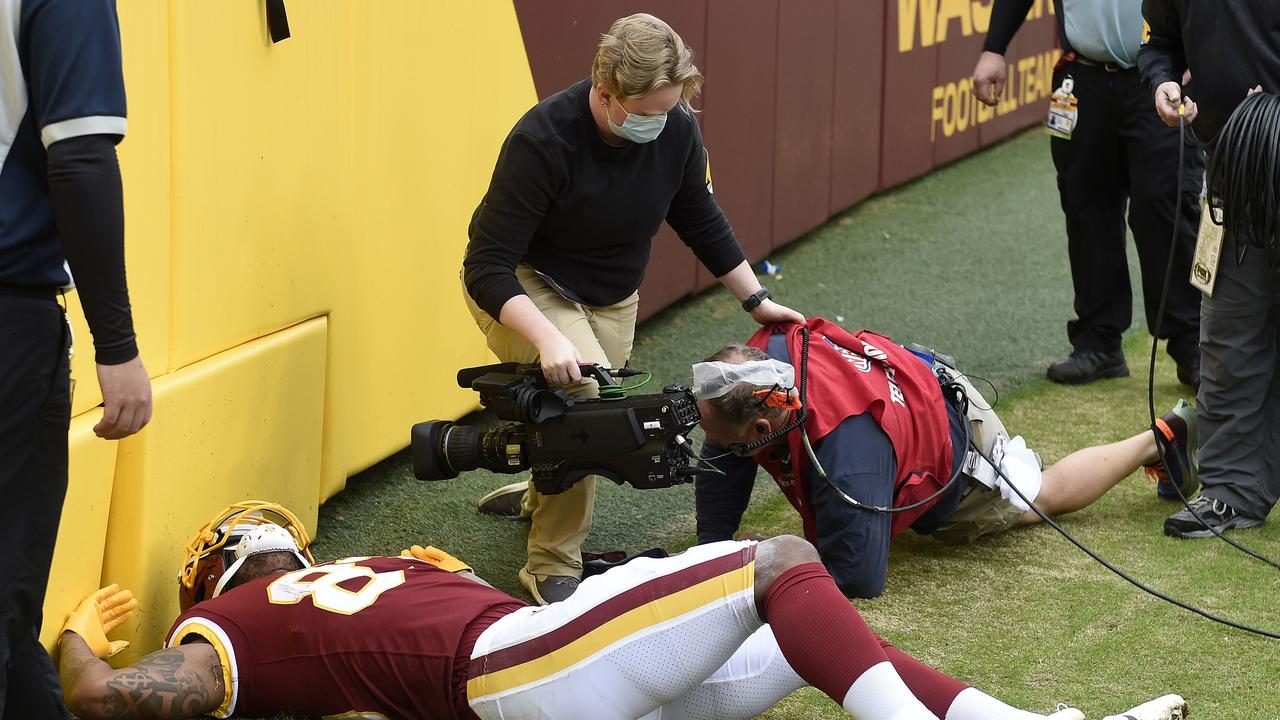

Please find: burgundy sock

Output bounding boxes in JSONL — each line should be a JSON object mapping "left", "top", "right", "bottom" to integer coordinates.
{"left": 879, "top": 638, "right": 970, "bottom": 717}
{"left": 761, "top": 562, "right": 891, "bottom": 704}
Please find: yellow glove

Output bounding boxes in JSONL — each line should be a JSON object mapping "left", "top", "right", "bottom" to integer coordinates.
{"left": 400, "top": 545, "right": 472, "bottom": 573}
{"left": 62, "top": 584, "right": 137, "bottom": 659}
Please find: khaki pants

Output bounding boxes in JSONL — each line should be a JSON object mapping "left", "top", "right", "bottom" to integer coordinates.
{"left": 464, "top": 265, "right": 639, "bottom": 578}
{"left": 929, "top": 368, "right": 1030, "bottom": 545}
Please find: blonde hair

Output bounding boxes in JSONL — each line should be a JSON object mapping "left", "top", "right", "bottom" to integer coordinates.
{"left": 592, "top": 13, "right": 703, "bottom": 110}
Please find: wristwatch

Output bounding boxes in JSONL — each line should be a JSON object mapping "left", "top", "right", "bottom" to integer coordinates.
{"left": 741, "top": 287, "right": 772, "bottom": 312}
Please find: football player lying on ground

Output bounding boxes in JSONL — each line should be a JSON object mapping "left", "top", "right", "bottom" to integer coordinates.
{"left": 55, "top": 502, "right": 1187, "bottom": 720}
{"left": 693, "top": 317, "right": 1198, "bottom": 599}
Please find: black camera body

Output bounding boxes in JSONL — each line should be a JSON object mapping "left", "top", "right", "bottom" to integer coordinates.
{"left": 411, "top": 363, "right": 701, "bottom": 495}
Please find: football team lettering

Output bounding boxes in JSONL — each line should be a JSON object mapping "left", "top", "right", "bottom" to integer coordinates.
{"left": 824, "top": 336, "right": 907, "bottom": 407}
{"left": 897, "top": 0, "right": 1053, "bottom": 53}
{"left": 267, "top": 560, "right": 405, "bottom": 615}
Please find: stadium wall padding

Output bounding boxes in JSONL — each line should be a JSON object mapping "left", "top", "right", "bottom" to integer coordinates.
{"left": 45, "top": 0, "right": 1056, "bottom": 656}
{"left": 93, "top": 317, "right": 328, "bottom": 664}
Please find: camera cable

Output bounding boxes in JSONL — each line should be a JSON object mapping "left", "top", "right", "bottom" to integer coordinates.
{"left": 976, "top": 434, "right": 1280, "bottom": 639}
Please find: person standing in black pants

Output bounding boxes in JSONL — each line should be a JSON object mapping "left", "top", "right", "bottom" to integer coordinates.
{"left": 0, "top": 0, "right": 152, "bottom": 715}
{"left": 971, "top": 0, "right": 1204, "bottom": 389}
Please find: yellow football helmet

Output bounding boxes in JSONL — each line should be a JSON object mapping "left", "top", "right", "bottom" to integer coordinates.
{"left": 178, "top": 501, "right": 315, "bottom": 612}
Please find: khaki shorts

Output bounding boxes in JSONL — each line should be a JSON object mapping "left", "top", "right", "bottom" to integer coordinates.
{"left": 928, "top": 368, "right": 1037, "bottom": 545}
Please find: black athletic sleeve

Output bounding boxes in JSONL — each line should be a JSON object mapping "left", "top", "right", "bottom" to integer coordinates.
{"left": 1138, "top": 0, "right": 1186, "bottom": 97}
{"left": 46, "top": 134, "right": 138, "bottom": 366}
{"left": 694, "top": 444, "right": 758, "bottom": 544}
{"left": 665, "top": 113, "right": 746, "bottom": 278}
{"left": 463, "top": 131, "right": 560, "bottom": 320}
{"left": 982, "top": 0, "right": 1035, "bottom": 55}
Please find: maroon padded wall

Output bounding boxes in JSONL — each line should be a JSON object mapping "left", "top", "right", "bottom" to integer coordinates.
{"left": 696, "top": 0, "right": 779, "bottom": 291}
{"left": 511, "top": 0, "right": 1059, "bottom": 322}
{"left": 880, "top": 0, "right": 940, "bottom": 189}
{"left": 772, "top": 0, "right": 837, "bottom": 248}
{"left": 932, "top": 25, "right": 986, "bottom": 167}
{"left": 829, "top": 0, "right": 885, "bottom": 215}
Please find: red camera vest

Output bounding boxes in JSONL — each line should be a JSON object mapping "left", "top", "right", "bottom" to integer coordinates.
{"left": 749, "top": 319, "right": 954, "bottom": 540}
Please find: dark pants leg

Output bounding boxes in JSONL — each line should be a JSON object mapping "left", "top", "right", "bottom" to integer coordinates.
{"left": 1051, "top": 63, "right": 1131, "bottom": 354}
{"left": 0, "top": 296, "right": 72, "bottom": 720}
{"left": 806, "top": 413, "right": 896, "bottom": 600}
{"left": 1197, "top": 233, "right": 1280, "bottom": 519}
{"left": 1117, "top": 70, "right": 1204, "bottom": 359}
{"left": 694, "top": 443, "right": 757, "bottom": 545}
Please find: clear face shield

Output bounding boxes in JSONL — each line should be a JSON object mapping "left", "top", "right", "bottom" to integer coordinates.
{"left": 691, "top": 358, "right": 802, "bottom": 462}
{"left": 691, "top": 358, "right": 796, "bottom": 402}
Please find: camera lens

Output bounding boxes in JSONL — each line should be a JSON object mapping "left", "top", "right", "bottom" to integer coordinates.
{"left": 410, "top": 421, "right": 525, "bottom": 480}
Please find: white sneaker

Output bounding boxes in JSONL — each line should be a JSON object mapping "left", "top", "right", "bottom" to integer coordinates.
{"left": 1102, "top": 694, "right": 1189, "bottom": 720}
{"left": 1047, "top": 705, "right": 1085, "bottom": 720}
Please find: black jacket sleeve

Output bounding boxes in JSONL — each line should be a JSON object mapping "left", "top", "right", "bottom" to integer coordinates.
{"left": 463, "top": 131, "right": 559, "bottom": 320}
{"left": 1138, "top": 0, "right": 1186, "bottom": 97}
{"left": 694, "top": 443, "right": 758, "bottom": 544}
{"left": 47, "top": 134, "right": 138, "bottom": 366}
{"left": 982, "top": 0, "right": 1035, "bottom": 55}
{"left": 665, "top": 112, "right": 746, "bottom": 278}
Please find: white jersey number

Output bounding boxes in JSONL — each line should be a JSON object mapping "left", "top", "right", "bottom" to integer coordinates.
{"left": 267, "top": 560, "right": 405, "bottom": 615}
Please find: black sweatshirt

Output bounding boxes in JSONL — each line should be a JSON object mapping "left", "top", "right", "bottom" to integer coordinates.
{"left": 1139, "top": 0, "right": 1280, "bottom": 144}
{"left": 463, "top": 79, "right": 746, "bottom": 321}
{"left": 47, "top": 134, "right": 138, "bottom": 365}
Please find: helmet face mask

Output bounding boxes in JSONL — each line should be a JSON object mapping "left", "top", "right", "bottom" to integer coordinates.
{"left": 179, "top": 501, "right": 315, "bottom": 612}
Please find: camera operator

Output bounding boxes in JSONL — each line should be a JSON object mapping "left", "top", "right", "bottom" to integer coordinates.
{"left": 1139, "top": 0, "right": 1280, "bottom": 538}
{"left": 462, "top": 13, "right": 803, "bottom": 604}
{"left": 694, "top": 319, "right": 1198, "bottom": 599}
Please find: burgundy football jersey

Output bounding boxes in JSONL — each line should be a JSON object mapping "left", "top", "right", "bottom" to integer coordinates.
{"left": 165, "top": 556, "right": 526, "bottom": 719}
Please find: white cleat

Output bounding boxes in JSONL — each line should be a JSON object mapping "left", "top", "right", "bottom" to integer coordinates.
{"left": 1047, "top": 705, "right": 1086, "bottom": 720}
{"left": 1102, "top": 694, "right": 1189, "bottom": 720}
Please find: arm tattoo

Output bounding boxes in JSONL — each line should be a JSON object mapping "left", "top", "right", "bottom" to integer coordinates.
{"left": 97, "top": 648, "right": 222, "bottom": 719}
{"left": 58, "top": 634, "right": 106, "bottom": 697}
{"left": 59, "top": 638, "right": 101, "bottom": 689}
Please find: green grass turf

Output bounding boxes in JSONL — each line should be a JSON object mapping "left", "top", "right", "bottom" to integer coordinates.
{"left": 303, "top": 128, "right": 1280, "bottom": 718}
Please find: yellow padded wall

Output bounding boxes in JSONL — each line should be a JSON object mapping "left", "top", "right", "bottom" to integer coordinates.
{"left": 99, "top": 318, "right": 327, "bottom": 663}
{"left": 325, "top": 1, "right": 538, "bottom": 496}
{"left": 153, "top": 1, "right": 536, "bottom": 498}
{"left": 166, "top": 2, "right": 348, "bottom": 368}
{"left": 39, "top": 411, "right": 118, "bottom": 651}
{"left": 67, "top": 0, "right": 170, "bottom": 415}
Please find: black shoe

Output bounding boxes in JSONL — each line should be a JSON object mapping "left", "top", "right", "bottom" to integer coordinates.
{"left": 1164, "top": 495, "right": 1265, "bottom": 538}
{"left": 518, "top": 568, "right": 580, "bottom": 604}
{"left": 1046, "top": 349, "right": 1130, "bottom": 385}
{"left": 1166, "top": 337, "right": 1201, "bottom": 390}
{"left": 1174, "top": 354, "right": 1201, "bottom": 390}
{"left": 477, "top": 481, "right": 529, "bottom": 519}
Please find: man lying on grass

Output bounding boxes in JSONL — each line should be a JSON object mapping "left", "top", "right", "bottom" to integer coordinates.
{"left": 57, "top": 501, "right": 1186, "bottom": 720}
{"left": 693, "top": 318, "right": 1197, "bottom": 599}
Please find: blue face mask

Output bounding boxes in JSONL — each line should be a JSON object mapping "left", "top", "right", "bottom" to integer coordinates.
{"left": 606, "top": 100, "right": 668, "bottom": 144}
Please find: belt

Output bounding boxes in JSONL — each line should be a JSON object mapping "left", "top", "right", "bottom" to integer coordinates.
{"left": 1066, "top": 51, "right": 1130, "bottom": 73}
{"left": 0, "top": 285, "right": 57, "bottom": 301}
